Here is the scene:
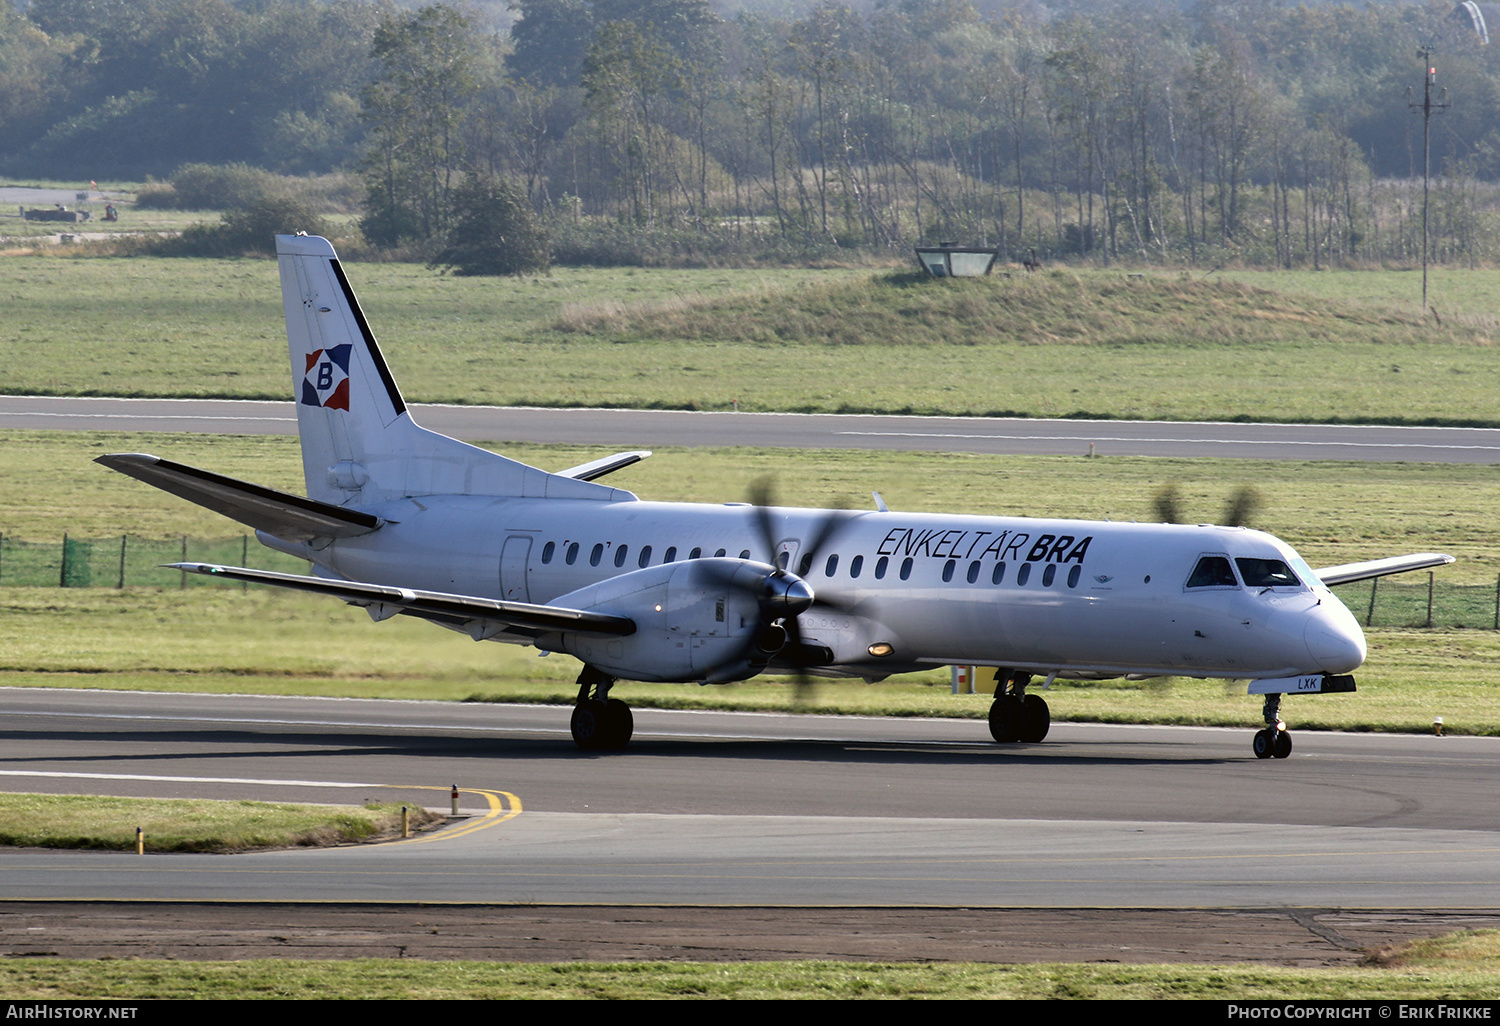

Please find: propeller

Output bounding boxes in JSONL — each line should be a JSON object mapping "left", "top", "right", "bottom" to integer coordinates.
{"left": 1153, "top": 482, "right": 1262, "bottom": 528}
{"left": 743, "top": 477, "right": 856, "bottom": 701}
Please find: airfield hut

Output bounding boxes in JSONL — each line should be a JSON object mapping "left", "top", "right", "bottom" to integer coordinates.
{"left": 914, "top": 243, "right": 999, "bottom": 277}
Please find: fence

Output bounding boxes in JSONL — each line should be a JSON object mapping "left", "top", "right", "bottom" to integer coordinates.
{"left": 0, "top": 536, "right": 1487, "bottom": 629}
{"left": 0, "top": 534, "right": 308, "bottom": 589}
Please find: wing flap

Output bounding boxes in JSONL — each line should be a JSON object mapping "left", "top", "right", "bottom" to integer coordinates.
{"left": 1315, "top": 552, "right": 1455, "bottom": 587}
{"left": 167, "top": 562, "right": 636, "bottom": 637}
{"left": 96, "top": 453, "right": 382, "bottom": 542}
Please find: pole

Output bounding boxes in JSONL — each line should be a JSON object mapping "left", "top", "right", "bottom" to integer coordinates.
{"left": 1409, "top": 46, "right": 1449, "bottom": 312}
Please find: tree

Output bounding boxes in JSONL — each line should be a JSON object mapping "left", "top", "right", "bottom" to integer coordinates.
{"left": 360, "top": 4, "right": 481, "bottom": 247}
{"left": 430, "top": 172, "right": 551, "bottom": 275}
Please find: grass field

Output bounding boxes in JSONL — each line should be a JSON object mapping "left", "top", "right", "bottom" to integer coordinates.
{"left": 4, "top": 253, "right": 1500, "bottom": 423}
{"left": 3, "top": 950, "right": 1500, "bottom": 998}
{"left": 12, "top": 429, "right": 1494, "bottom": 582}
{"left": 0, "top": 794, "right": 435, "bottom": 853}
{"left": 1, "top": 430, "right": 1495, "bottom": 734}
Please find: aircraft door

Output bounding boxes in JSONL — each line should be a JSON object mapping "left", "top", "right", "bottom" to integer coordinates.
{"left": 774, "top": 538, "right": 800, "bottom": 572}
{"left": 500, "top": 535, "right": 533, "bottom": 602}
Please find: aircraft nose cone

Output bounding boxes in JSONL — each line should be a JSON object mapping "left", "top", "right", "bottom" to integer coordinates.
{"left": 1305, "top": 612, "right": 1366, "bottom": 673}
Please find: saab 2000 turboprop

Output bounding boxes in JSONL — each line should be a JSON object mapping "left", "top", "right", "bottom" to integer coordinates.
{"left": 97, "top": 233, "right": 1454, "bottom": 757}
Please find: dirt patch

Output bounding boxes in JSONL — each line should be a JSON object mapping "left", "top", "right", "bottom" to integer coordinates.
{"left": 1, "top": 903, "right": 1495, "bottom": 965}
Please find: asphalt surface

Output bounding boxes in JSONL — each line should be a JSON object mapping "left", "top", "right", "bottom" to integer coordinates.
{"left": 6, "top": 395, "right": 1500, "bottom": 462}
{"left": 6, "top": 397, "right": 1498, "bottom": 962}
{"left": 3, "top": 687, "right": 1500, "bottom": 954}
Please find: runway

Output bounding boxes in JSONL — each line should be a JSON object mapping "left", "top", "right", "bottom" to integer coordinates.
{"left": 3, "top": 688, "right": 1499, "bottom": 910}
{"left": 5, "top": 394, "right": 1500, "bottom": 462}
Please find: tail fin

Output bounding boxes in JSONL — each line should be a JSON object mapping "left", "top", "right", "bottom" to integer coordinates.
{"left": 277, "top": 234, "right": 627, "bottom": 505}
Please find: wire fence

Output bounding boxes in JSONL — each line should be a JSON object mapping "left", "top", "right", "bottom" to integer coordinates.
{"left": 0, "top": 536, "right": 1486, "bottom": 629}
{"left": 0, "top": 534, "right": 308, "bottom": 589}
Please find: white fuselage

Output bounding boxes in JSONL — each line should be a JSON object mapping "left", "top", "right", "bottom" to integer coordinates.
{"left": 292, "top": 496, "right": 1368, "bottom": 684}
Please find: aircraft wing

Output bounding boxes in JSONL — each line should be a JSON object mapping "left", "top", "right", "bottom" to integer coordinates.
{"left": 96, "top": 453, "right": 382, "bottom": 542}
{"left": 1314, "top": 553, "right": 1456, "bottom": 587}
{"left": 167, "top": 562, "right": 636, "bottom": 638}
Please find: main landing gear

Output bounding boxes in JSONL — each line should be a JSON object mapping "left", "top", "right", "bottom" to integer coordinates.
{"left": 1252, "top": 692, "right": 1292, "bottom": 759}
{"left": 988, "top": 669, "right": 1050, "bottom": 744}
{"left": 571, "top": 665, "right": 633, "bottom": 751}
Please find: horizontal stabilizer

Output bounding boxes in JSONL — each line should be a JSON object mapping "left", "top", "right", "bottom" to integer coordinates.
{"left": 1314, "top": 552, "right": 1455, "bottom": 587}
{"left": 167, "top": 562, "right": 637, "bottom": 638}
{"left": 96, "top": 453, "right": 382, "bottom": 542}
{"left": 555, "top": 450, "right": 652, "bottom": 481}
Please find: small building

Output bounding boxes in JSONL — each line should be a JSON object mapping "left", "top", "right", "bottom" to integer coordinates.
{"left": 914, "top": 243, "right": 998, "bottom": 278}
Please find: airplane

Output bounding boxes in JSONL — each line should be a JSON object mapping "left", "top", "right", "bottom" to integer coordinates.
{"left": 97, "top": 233, "right": 1455, "bottom": 758}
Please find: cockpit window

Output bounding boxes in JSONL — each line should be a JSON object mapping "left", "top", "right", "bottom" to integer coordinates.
{"left": 1235, "top": 557, "right": 1300, "bottom": 589}
{"left": 1186, "top": 555, "right": 1238, "bottom": 589}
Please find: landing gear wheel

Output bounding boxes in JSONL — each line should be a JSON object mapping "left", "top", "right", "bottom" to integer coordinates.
{"left": 604, "top": 698, "right": 633, "bottom": 749}
{"left": 1271, "top": 729, "right": 1292, "bottom": 759}
{"left": 988, "top": 695, "right": 1023, "bottom": 743}
{"left": 571, "top": 700, "right": 607, "bottom": 751}
{"left": 1019, "top": 694, "right": 1050, "bottom": 743}
{"left": 571, "top": 698, "right": 634, "bottom": 751}
{"left": 1252, "top": 729, "right": 1273, "bottom": 759}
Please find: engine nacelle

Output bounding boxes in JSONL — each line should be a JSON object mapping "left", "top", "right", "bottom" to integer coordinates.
{"left": 537, "top": 558, "right": 794, "bottom": 683}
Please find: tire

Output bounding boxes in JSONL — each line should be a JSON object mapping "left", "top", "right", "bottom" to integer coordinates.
{"left": 1252, "top": 728, "right": 1273, "bottom": 759}
{"left": 604, "top": 698, "right": 634, "bottom": 749}
{"left": 988, "top": 696, "right": 1022, "bottom": 743}
{"left": 1019, "top": 694, "right": 1050, "bottom": 743}
{"left": 571, "top": 701, "right": 605, "bottom": 751}
{"left": 1271, "top": 730, "right": 1292, "bottom": 759}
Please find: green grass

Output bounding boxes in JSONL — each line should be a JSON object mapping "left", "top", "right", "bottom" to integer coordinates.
{"left": 0, "top": 953, "right": 1497, "bottom": 998}
{"left": 0, "top": 794, "right": 438, "bottom": 853}
{"left": 0, "top": 429, "right": 1493, "bottom": 733}
{"left": 2, "top": 585, "right": 1496, "bottom": 734}
{"left": 6, "top": 254, "right": 1500, "bottom": 423}
{"left": 10, "top": 430, "right": 1500, "bottom": 582}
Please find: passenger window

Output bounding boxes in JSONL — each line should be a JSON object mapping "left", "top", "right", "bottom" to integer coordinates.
{"left": 1067, "top": 565, "right": 1081, "bottom": 588}
{"left": 967, "top": 560, "right": 981, "bottom": 584}
{"left": 715, "top": 548, "right": 727, "bottom": 558}
{"left": 689, "top": 547, "right": 702, "bottom": 559}
{"left": 1016, "top": 563, "right": 1031, "bottom": 586}
{"left": 615, "top": 545, "right": 629, "bottom": 568}
{"left": 899, "top": 557, "right": 913, "bottom": 581}
{"left": 638, "top": 545, "right": 652, "bottom": 568}
{"left": 825, "top": 554, "right": 838, "bottom": 576}
{"left": 941, "top": 560, "right": 955, "bottom": 582}
{"left": 849, "top": 555, "right": 863, "bottom": 578}
{"left": 991, "top": 561, "right": 1006, "bottom": 585}
{"left": 664, "top": 546, "right": 678, "bottom": 562}
{"left": 1236, "top": 557, "right": 1300, "bottom": 588}
{"left": 874, "top": 556, "right": 888, "bottom": 580}
{"left": 739, "top": 549, "right": 750, "bottom": 559}
{"left": 541, "top": 541, "right": 555, "bottom": 564}
{"left": 1186, "top": 556, "right": 1238, "bottom": 588}
{"left": 798, "top": 553, "right": 814, "bottom": 576}
{"left": 1042, "top": 564, "right": 1056, "bottom": 586}
{"left": 590, "top": 543, "right": 604, "bottom": 567}
{"left": 565, "top": 542, "right": 579, "bottom": 565}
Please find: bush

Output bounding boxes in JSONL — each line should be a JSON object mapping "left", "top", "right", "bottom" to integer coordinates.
{"left": 152, "top": 196, "right": 335, "bottom": 257}
{"left": 429, "top": 175, "right": 550, "bottom": 276}
{"left": 135, "top": 163, "right": 364, "bottom": 214}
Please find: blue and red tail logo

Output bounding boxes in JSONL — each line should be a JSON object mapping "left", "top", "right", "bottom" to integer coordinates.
{"left": 302, "top": 345, "right": 352, "bottom": 411}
